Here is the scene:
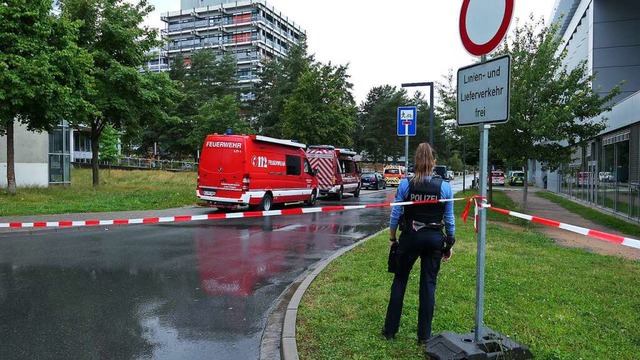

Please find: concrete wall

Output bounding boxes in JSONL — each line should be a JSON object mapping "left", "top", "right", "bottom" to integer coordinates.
{"left": 593, "top": 0, "right": 640, "bottom": 102}
{"left": 0, "top": 122, "right": 49, "bottom": 187}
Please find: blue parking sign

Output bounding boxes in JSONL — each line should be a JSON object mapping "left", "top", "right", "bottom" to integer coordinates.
{"left": 397, "top": 106, "right": 417, "bottom": 136}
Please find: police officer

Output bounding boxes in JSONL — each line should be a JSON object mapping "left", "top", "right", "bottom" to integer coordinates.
{"left": 382, "top": 142, "right": 456, "bottom": 344}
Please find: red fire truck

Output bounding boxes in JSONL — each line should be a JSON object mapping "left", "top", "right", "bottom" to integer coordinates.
{"left": 197, "top": 134, "right": 318, "bottom": 210}
{"left": 306, "top": 145, "right": 360, "bottom": 200}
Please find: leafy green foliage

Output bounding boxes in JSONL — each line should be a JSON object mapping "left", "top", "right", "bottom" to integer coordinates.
{"left": 252, "top": 38, "right": 315, "bottom": 137}
{"left": 189, "top": 94, "right": 252, "bottom": 146}
{"left": 157, "top": 49, "right": 244, "bottom": 158}
{"left": 490, "top": 15, "right": 620, "bottom": 209}
{"left": 492, "top": 16, "right": 620, "bottom": 172}
{"left": 356, "top": 86, "right": 444, "bottom": 165}
{"left": 280, "top": 63, "right": 357, "bottom": 146}
{"left": 98, "top": 124, "right": 121, "bottom": 163}
{"left": 60, "top": 0, "right": 161, "bottom": 186}
{"left": 0, "top": 0, "right": 94, "bottom": 193}
{"left": 252, "top": 38, "right": 357, "bottom": 147}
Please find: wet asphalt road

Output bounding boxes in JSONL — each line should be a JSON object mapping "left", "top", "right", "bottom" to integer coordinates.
{"left": 0, "top": 189, "right": 396, "bottom": 360}
{"left": 0, "top": 177, "right": 469, "bottom": 360}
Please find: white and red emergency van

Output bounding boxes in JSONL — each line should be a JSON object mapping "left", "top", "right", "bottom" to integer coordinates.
{"left": 197, "top": 134, "right": 318, "bottom": 211}
{"left": 383, "top": 165, "right": 406, "bottom": 187}
{"left": 306, "top": 145, "right": 360, "bottom": 199}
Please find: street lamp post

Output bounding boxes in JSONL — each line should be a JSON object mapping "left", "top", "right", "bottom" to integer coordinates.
{"left": 401, "top": 82, "right": 435, "bottom": 147}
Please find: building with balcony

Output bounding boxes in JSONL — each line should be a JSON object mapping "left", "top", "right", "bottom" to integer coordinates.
{"left": 534, "top": 0, "right": 640, "bottom": 222}
{"left": 159, "top": 0, "right": 305, "bottom": 95}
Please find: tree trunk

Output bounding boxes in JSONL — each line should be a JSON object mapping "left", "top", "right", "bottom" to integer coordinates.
{"left": 91, "top": 121, "right": 100, "bottom": 187}
{"left": 6, "top": 120, "right": 16, "bottom": 195}
{"left": 522, "top": 162, "right": 529, "bottom": 213}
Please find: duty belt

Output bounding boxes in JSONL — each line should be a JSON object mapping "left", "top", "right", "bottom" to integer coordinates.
{"left": 411, "top": 221, "right": 443, "bottom": 232}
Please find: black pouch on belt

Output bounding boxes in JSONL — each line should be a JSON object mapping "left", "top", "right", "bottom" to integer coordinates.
{"left": 387, "top": 242, "right": 398, "bottom": 273}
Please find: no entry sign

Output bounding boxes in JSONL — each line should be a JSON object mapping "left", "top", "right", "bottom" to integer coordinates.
{"left": 459, "top": 0, "right": 514, "bottom": 56}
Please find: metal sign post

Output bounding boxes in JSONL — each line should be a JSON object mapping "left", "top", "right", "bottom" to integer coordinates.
{"left": 457, "top": 54, "right": 510, "bottom": 342}
{"left": 425, "top": 1, "right": 530, "bottom": 357}
{"left": 397, "top": 106, "right": 417, "bottom": 171}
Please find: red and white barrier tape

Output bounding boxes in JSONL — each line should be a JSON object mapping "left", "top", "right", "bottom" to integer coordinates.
{"left": 0, "top": 198, "right": 464, "bottom": 230}
{"left": 460, "top": 196, "right": 640, "bottom": 251}
{"left": 4, "top": 197, "right": 639, "bottom": 252}
{"left": 488, "top": 205, "right": 640, "bottom": 250}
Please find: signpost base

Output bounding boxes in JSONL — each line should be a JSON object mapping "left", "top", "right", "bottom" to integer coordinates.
{"left": 424, "top": 328, "right": 533, "bottom": 360}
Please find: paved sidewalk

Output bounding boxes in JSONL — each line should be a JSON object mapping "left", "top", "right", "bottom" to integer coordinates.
{"left": 499, "top": 187, "right": 640, "bottom": 261}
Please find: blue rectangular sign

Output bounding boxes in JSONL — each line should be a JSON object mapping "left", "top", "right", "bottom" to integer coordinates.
{"left": 397, "top": 106, "right": 417, "bottom": 136}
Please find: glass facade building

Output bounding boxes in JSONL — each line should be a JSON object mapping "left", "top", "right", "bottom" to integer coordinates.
{"left": 535, "top": 0, "right": 640, "bottom": 222}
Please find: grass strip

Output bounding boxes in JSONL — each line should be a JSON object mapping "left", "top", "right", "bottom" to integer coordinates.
{"left": 297, "top": 194, "right": 640, "bottom": 359}
{"left": 536, "top": 190, "right": 640, "bottom": 238}
{"left": 0, "top": 168, "right": 197, "bottom": 216}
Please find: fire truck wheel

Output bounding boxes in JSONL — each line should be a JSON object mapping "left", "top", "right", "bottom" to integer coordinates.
{"left": 259, "top": 194, "right": 273, "bottom": 211}
{"left": 305, "top": 191, "right": 317, "bottom": 206}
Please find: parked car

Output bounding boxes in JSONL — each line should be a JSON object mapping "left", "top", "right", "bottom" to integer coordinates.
{"left": 509, "top": 171, "right": 525, "bottom": 186}
{"left": 599, "top": 171, "right": 613, "bottom": 182}
{"left": 491, "top": 170, "right": 506, "bottom": 186}
{"left": 360, "top": 172, "right": 386, "bottom": 190}
{"left": 433, "top": 165, "right": 448, "bottom": 180}
{"left": 575, "top": 172, "right": 594, "bottom": 187}
{"left": 446, "top": 170, "right": 454, "bottom": 181}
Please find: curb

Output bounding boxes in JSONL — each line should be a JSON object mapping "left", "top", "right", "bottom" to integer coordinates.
{"left": 280, "top": 228, "right": 388, "bottom": 360}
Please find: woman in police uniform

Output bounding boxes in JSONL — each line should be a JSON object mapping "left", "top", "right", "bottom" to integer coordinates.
{"left": 382, "top": 142, "right": 456, "bottom": 344}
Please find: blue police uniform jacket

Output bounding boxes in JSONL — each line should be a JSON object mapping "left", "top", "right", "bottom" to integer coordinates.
{"left": 390, "top": 176, "right": 455, "bottom": 237}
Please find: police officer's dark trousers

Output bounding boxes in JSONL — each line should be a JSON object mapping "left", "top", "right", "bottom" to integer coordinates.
{"left": 383, "top": 228, "right": 444, "bottom": 342}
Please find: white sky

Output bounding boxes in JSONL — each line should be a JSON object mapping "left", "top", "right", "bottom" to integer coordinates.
{"left": 143, "top": 0, "right": 557, "bottom": 104}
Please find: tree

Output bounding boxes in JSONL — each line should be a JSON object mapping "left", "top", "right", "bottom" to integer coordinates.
{"left": 252, "top": 38, "right": 314, "bottom": 136}
{"left": 188, "top": 94, "right": 251, "bottom": 149}
{"left": 279, "top": 62, "right": 357, "bottom": 146}
{"left": 60, "top": 0, "right": 159, "bottom": 186}
{"left": 99, "top": 123, "right": 121, "bottom": 166}
{"left": 0, "top": 0, "right": 94, "bottom": 194}
{"left": 491, "top": 15, "right": 621, "bottom": 209}
{"left": 436, "top": 69, "right": 480, "bottom": 172}
{"left": 153, "top": 49, "right": 243, "bottom": 159}
{"left": 357, "top": 86, "right": 408, "bottom": 163}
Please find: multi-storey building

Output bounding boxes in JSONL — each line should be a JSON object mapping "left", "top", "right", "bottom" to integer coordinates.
{"left": 535, "top": 0, "right": 640, "bottom": 222}
{"left": 159, "top": 0, "right": 305, "bottom": 97}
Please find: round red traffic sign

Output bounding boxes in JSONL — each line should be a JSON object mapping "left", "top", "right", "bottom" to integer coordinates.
{"left": 459, "top": 0, "right": 514, "bottom": 56}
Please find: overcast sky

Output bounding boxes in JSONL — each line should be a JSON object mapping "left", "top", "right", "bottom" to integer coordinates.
{"left": 144, "top": 0, "right": 558, "bottom": 104}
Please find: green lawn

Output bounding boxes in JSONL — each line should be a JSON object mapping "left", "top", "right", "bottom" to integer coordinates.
{"left": 297, "top": 191, "right": 640, "bottom": 359}
{"left": 0, "top": 168, "right": 197, "bottom": 216}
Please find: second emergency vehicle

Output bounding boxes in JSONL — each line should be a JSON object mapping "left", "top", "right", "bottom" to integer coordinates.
{"left": 383, "top": 165, "right": 406, "bottom": 187}
{"left": 306, "top": 145, "right": 361, "bottom": 199}
{"left": 197, "top": 134, "right": 318, "bottom": 211}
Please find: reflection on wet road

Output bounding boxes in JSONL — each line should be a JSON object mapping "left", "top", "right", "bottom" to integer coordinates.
{"left": 0, "top": 190, "right": 394, "bottom": 360}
